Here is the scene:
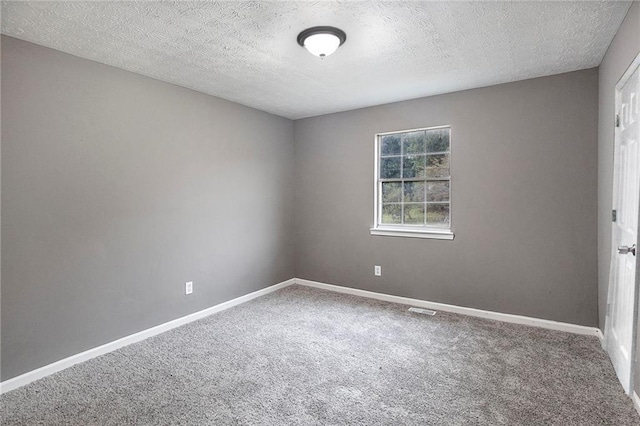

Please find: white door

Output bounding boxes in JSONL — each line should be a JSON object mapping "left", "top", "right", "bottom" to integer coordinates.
{"left": 606, "top": 53, "right": 640, "bottom": 395}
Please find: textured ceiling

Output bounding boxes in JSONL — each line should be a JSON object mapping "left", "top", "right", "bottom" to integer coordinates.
{"left": 0, "top": 1, "right": 633, "bottom": 119}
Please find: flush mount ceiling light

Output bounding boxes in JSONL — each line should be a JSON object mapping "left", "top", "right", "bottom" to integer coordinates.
{"left": 297, "top": 26, "right": 346, "bottom": 58}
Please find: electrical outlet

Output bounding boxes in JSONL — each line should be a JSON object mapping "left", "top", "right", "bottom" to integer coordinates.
{"left": 374, "top": 265, "right": 382, "bottom": 276}
{"left": 185, "top": 281, "right": 193, "bottom": 295}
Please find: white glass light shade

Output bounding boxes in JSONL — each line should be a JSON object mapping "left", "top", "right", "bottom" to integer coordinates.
{"left": 297, "top": 27, "right": 346, "bottom": 59}
{"left": 303, "top": 33, "right": 341, "bottom": 58}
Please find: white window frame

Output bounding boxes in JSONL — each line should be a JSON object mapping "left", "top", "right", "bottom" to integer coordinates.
{"left": 370, "top": 125, "right": 454, "bottom": 240}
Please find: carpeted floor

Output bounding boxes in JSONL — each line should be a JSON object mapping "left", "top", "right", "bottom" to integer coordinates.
{"left": 1, "top": 284, "right": 639, "bottom": 425}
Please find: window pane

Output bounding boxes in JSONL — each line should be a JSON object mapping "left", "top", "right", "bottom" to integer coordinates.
{"left": 426, "top": 128, "right": 450, "bottom": 153}
{"left": 380, "top": 157, "right": 401, "bottom": 179}
{"left": 403, "top": 131, "right": 426, "bottom": 154}
{"left": 427, "top": 181, "right": 449, "bottom": 202}
{"left": 377, "top": 127, "right": 452, "bottom": 232}
{"left": 381, "top": 204, "right": 402, "bottom": 224}
{"left": 426, "top": 154, "right": 449, "bottom": 178}
{"left": 402, "top": 155, "right": 425, "bottom": 178}
{"left": 382, "top": 182, "right": 402, "bottom": 202}
{"left": 427, "top": 203, "right": 450, "bottom": 226}
{"left": 404, "top": 203, "right": 425, "bottom": 224}
{"left": 404, "top": 181, "right": 425, "bottom": 202}
{"left": 381, "top": 134, "right": 401, "bottom": 156}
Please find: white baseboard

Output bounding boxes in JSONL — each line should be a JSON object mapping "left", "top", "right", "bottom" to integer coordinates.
{"left": 0, "top": 278, "right": 295, "bottom": 395}
{"left": 1, "top": 277, "right": 604, "bottom": 395}
{"left": 295, "top": 278, "right": 603, "bottom": 338}
{"left": 633, "top": 392, "right": 640, "bottom": 417}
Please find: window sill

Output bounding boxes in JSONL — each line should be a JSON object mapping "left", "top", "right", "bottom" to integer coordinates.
{"left": 370, "top": 227, "right": 455, "bottom": 240}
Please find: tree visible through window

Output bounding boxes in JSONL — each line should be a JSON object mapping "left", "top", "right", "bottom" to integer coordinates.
{"left": 376, "top": 126, "right": 451, "bottom": 229}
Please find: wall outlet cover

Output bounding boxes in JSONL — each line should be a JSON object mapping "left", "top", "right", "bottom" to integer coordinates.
{"left": 185, "top": 281, "right": 193, "bottom": 295}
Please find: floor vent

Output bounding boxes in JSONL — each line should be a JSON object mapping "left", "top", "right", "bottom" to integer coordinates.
{"left": 409, "top": 307, "right": 437, "bottom": 316}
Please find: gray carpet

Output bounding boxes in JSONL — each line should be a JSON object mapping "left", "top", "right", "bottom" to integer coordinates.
{"left": 1, "top": 285, "right": 639, "bottom": 425}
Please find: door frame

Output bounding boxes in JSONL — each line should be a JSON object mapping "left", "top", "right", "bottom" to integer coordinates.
{"left": 606, "top": 51, "right": 640, "bottom": 396}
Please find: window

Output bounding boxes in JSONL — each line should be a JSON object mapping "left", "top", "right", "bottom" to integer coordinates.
{"left": 371, "top": 126, "right": 454, "bottom": 240}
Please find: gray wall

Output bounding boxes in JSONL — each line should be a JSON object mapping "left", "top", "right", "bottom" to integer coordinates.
{"left": 1, "top": 36, "right": 295, "bottom": 381}
{"left": 294, "top": 69, "right": 599, "bottom": 327}
{"left": 597, "top": 1, "right": 640, "bottom": 395}
{"left": 0, "top": 28, "right": 609, "bottom": 382}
